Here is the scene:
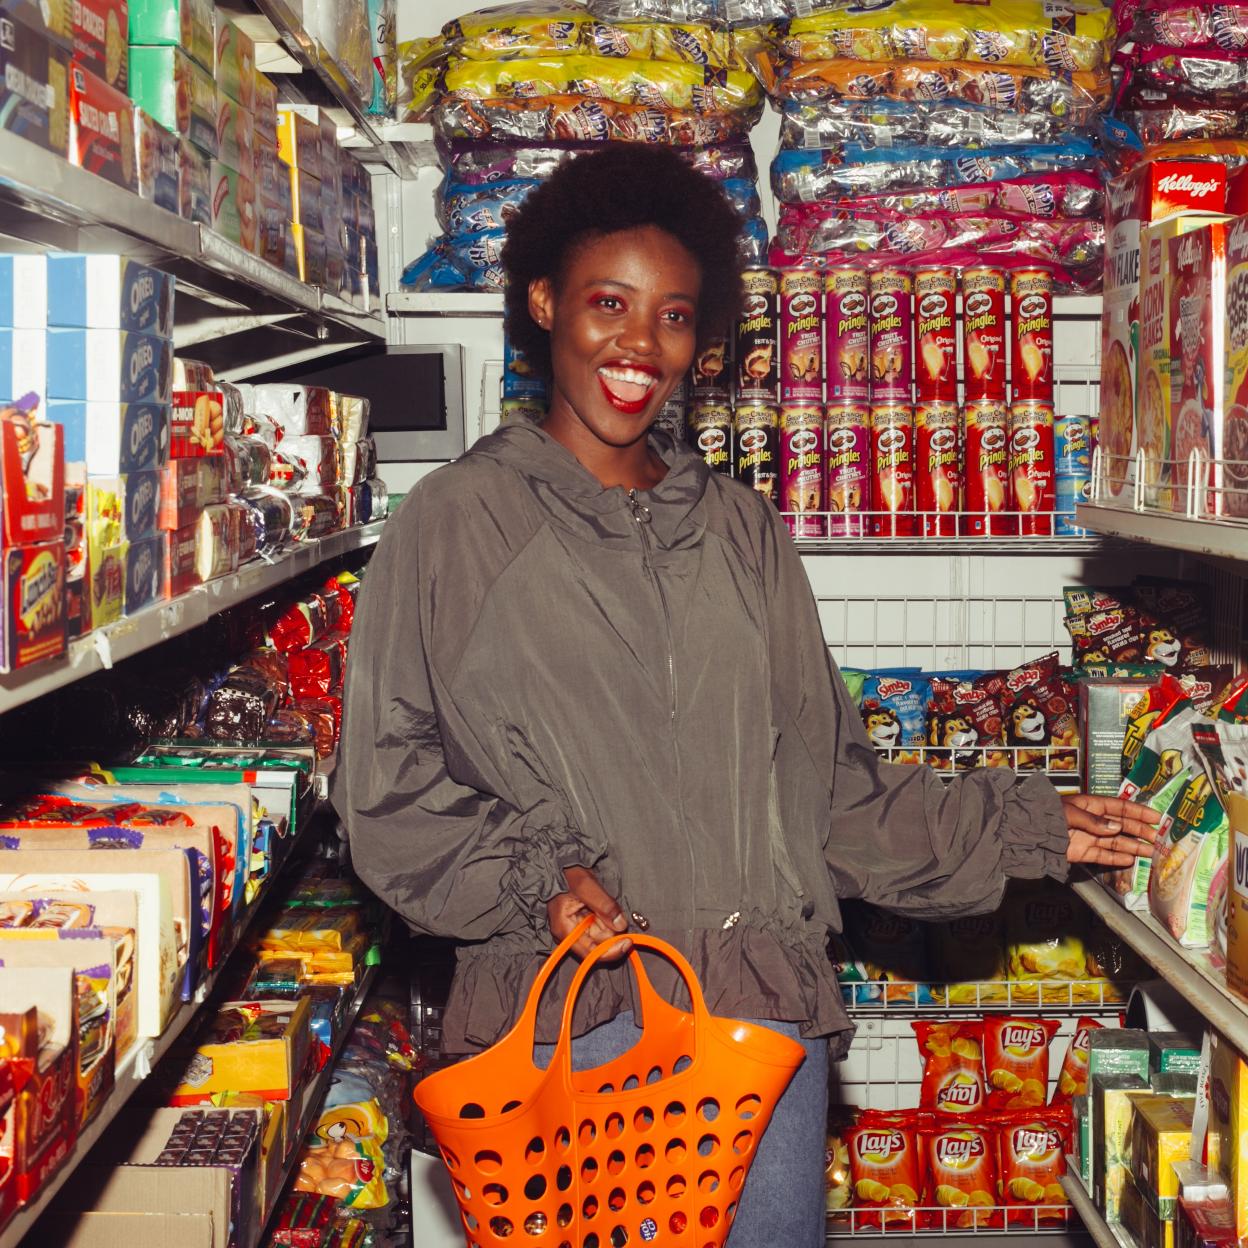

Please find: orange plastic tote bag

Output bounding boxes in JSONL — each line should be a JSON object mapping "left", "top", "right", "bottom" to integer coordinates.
{"left": 413, "top": 916, "right": 806, "bottom": 1247}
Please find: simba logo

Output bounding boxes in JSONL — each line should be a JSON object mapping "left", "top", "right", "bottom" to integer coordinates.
{"left": 877, "top": 427, "right": 906, "bottom": 455}
{"left": 1000, "top": 1023, "right": 1044, "bottom": 1050}
{"left": 1089, "top": 611, "right": 1123, "bottom": 635}
{"left": 876, "top": 677, "right": 912, "bottom": 699}
{"left": 739, "top": 428, "right": 769, "bottom": 453}
{"left": 936, "top": 1135, "right": 984, "bottom": 1164}
{"left": 858, "top": 1132, "right": 903, "bottom": 1157}
{"left": 1006, "top": 667, "right": 1040, "bottom": 693}
{"left": 1158, "top": 172, "right": 1222, "bottom": 200}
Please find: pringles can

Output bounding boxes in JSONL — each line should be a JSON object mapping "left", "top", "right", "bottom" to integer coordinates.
{"left": 691, "top": 337, "right": 731, "bottom": 400}
{"left": 914, "top": 267, "right": 957, "bottom": 401}
{"left": 734, "top": 402, "right": 779, "bottom": 503}
{"left": 1055, "top": 413, "right": 1091, "bottom": 536}
{"left": 824, "top": 266, "right": 870, "bottom": 403}
{"left": 962, "top": 398, "right": 1014, "bottom": 535}
{"left": 915, "top": 399, "right": 961, "bottom": 537}
{"left": 869, "top": 403, "right": 915, "bottom": 536}
{"left": 824, "top": 402, "right": 871, "bottom": 537}
{"left": 780, "top": 404, "right": 825, "bottom": 538}
{"left": 780, "top": 268, "right": 824, "bottom": 404}
{"left": 652, "top": 374, "right": 689, "bottom": 444}
{"left": 1010, "top": 399, "right": 1056, "bottom": 535}
{"left": 735, "top": 268, "right": 778, "bottom": 403}
{"left": 687, "top": 402, "right": 733, "bottom": 476}
{"left": 961, "top": 266, "right": 1007, "bottom": 401}
{"left": 1010, "top": 268, "right": 1054, "bottom": 402}
{"left": 868, "top": 268, "right": 913, "bottom": 406}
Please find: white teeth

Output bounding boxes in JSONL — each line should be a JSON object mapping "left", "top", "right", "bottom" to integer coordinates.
{"left": 598, "top": 366, "right": 656, "bottom": 388}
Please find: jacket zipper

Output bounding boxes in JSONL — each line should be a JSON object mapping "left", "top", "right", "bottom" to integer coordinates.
{"left": 628, "top": 488, "right": 695, "bottom": 936}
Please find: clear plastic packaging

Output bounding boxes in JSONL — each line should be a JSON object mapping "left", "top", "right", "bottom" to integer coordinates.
{"left": 443, "top": 139, "right": 758, "bottom": 183}
{"left": 1129, "top": 0, "right": 1248, "bottom": 50}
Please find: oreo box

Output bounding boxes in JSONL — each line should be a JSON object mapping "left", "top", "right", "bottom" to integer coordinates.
{"left": 0, "top": 14, "right": 70, "bottom": 157}
{"left": 0, "top": 328, "right": 46, "bottom": 398}
{"left": 0, "top": 255, "right": 49, "bottom": 327}
{"left": 87, "top": 472, "right": 163, "bottom": 543}
{"left": 124, "top": 534, "right": 164, "bottom": 615}
{"left": 47, "top": 399, "right": 170, "bottom": 474}
{"left": 0, "top": 540, "right": 66, "bottom": 671}
{"left": 47, "top": 256, "right": 174, "bottom": 337}
{"left": 45, "top": 329, "right": 173, "bottom": 403}
{"left": 68, "top": 61, "right": 136, "bottom": 192}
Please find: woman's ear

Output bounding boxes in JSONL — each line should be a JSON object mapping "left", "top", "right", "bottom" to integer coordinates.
{"left": 529, "top": 277, "right": 554, "bottom": 332}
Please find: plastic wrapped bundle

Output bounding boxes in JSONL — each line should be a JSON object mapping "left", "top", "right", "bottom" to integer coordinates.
{"left": 444, "top": 139, "right": 759, "bottom": 183}
{"left": 292, "top": 494, "right": 340, "bottom": 542}
{"left": 265, "top": 707, "right": 321, "bottom": 750}
{"left": 225, "top": 435, "right": 273, "bottom": 490}
{"left": 359, "top": 477, "right": 389, "bottom": 523}
{"left": 279, "top": 703, "right": 336, "bottom": 757}
{"left": 437, "top": 177, "right": 538, "bottom": 234}
{"left": 281, "top": 435, "right": 338, "bottom": 494}
{"left": 268, "top": 591, "right": 337, "bottom": 654}
{"left": 239, "top": 486, "right": 294, "bottom": 555}
{"left": 1120, "top": 103, "right": 1248, "bottom": 142}
{"left": 1128, "top": 45, "right": 1248, "bottom": 94}
{"left": 204, "top": 671, "right": 281, "bottom": 742}
{"left": 289, "top": 634, "right": 349, "bottom": 699}
{"left": 1126, "top": 0, "right": 1248, "bottom": 50}
{"left": 400, "top": 228, "right": 506, "bottom": 291}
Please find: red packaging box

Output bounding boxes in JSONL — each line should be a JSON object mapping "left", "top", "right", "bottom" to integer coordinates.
{"left": 163, "top": 521, "right": 200, "bottom": 598}
{"left": 171, "top": 390, "right": 225, "bottom": 458}
{"left": 73, "top": 0, "right": 128, "bottom": 91}
{"left": 159, "top": 458, "right": 200, "bottom": 529}
{"left": 0, "top": 402, "right": 64, "bottom": 547}
{"left": 1, "top": 541, "right": 66, "bottom": 671}
{"left": 68, "top": 59, "right": 137, "bottom": 192}
{"left": 1099, "top": 160, "right": 1228, "bottom": 505}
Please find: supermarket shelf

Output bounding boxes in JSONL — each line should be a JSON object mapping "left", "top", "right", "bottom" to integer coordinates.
{"left": 1072, "top": 875, "right": 1248, "bottom": 1056}
{"left": 387, "top": 291, "right": 504, "bottom": 317}
{"left": 0, "top": 131, "right": 382, "bottom": 341}
{"left": 246, "top": 962, "right": 381, "bottom": 1248}
{"left": 794, "top": 536, "right": 1111, "bottom": 556}
{"left": 825, "top": 1206, "right": 1074, "bottom": 1238}
{"left": 1060, "top": 1166, "right": 1133, "bottom": 1248}
{"left": 0, "top": 522, "right": 386, "bottom": 716}
{"left": 1077, "top": 504, "right": 1248, "bottom": 563}
{"left": 0, "top": 798, "right": 328, "bottom": 1248}
{"left": 843, "top": 979, "right": 1129, "bottom": 1016}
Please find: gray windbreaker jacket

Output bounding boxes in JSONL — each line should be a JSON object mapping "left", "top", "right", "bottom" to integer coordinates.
{"left": 334, "top": 421, "right": 1070, "bottom": 1056}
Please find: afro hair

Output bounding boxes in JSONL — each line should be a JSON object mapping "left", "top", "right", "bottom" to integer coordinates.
{"left": 502, "top": 144, "right": 745, "bottom": 377}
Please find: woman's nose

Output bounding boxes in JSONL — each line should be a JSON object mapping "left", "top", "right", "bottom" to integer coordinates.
{"left": 616, "top": 311, "right": 659, "bottom": 356}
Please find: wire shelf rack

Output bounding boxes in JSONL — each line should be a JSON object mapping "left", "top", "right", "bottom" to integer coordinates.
{"left": 868, "top": 743, "right": 1080, "bottom": 784}
{"left": 841, "top": 979, "right": 1129, "bottom": 1016}
{"left": 826, "top": 1205, "right": 1074, "bottom": 1237}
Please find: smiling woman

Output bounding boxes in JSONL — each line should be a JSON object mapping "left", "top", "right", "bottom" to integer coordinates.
{"left": 336, "top": 145, "right": 1161, "bottom": 1248}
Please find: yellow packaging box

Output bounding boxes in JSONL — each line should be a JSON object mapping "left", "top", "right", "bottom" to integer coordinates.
{"left": 1205, "top": 1029, "right": 1248, "bottom": 1237}
{"left": 1128, "top": 1093, "right": 1194, "bottom": 1223}
{"left": 1093, "top": 1073, "right": 1149, "bottom": 1221}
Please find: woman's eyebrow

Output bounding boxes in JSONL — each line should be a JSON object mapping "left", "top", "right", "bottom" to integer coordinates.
{"left": 583, "top": 278, "right": 697, "bottom": 301}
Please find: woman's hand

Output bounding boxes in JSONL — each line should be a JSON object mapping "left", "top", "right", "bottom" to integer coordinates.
{"left": 1063, "top": 794, "right": 1163, "bottom": 868}
{"left": 547, "top": 865, "right": 631, "bottom": 961}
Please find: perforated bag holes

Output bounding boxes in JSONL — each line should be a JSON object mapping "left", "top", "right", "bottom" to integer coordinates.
{"left": 580, "top": 1119, "right": 598, "bottom": 1147}
{"left": 483, "top": 1183, "right": 508, "bottom": 1206}
{"left": 524, "top": 1212, "right": 548, "bottom": 1235}
{"left": 461, "top": 1102, "right": 486, "bottom": 1119}
{"left": 697, "top": 1097, "right": 720, "bottom": 1122}
{"left": 637, "top": 1180, "right": 656, "bottom": 1204}
{"left": 556, "top": 1165, "right": 573, "bottom": 1191}
{"left": 646, "top": 1065, "right": 663, "bottom": 1084}
{"left": 633, "top": 1106, "right": 654, "bottom": 1132}
{"left": 610, "top": 1227, "right": 630, "bottom": 1246}
{"left": 697, "top": 1134, "right": 720, "bottom": 1158}
{"left": 635, "top": 1144, "right": 655, "bottom": 1169}
{"left": 583, "top": 1195, "right": 599, "bottom": 1220}
{"left": 582, "top": 1158, "right": 599, "bottom": 1184}
{"left": 556, "top": 1126, "right": 572, "bottom": 1152}
{"left": 673, "top": 1054, "right": 693, "bottom": 1073}
{"left": 605, "top": 1112, "right": 625, "bottom": 1139}
{"left": 730, "top": 1166, "right": 745, "bottom": 1191}
{"left": 733, "top": 1129, "right": 754, "bottom": 1155}
{"left": 622, "top": 1074, "right": 640, "bottom": 1090}
{"left": 664, "top": 1101, "right": 686, "bottom": 1126}
{"left": 525, "top": 1136, "right": 545, "bottom": 1164}
{"left": 489, "top": 1215, "right": 513, "bottom": 1238}
{"left": 667, "top": 1175, "right": 687, "bottom": 1199}
{"left": 607, "top": 1150, "right": 626, "bottom": 1175}
{"left": 735, "top": 1094, "right": 761, "bottom": 1120}
{"left": 666, "top": 1139, "right": 687, "bottom": 1163}
{"left": 608, "top": 1187, "right": 627, "bottom": 1211}
{"left": 698, "top": 1170, "right": 720, "bottom": 1195}
{"left": 523, "top": 1174, "right": 547, "bottom": 1201}
{"left": 476, "top": 1150, "right": 503, "bottom": 1175}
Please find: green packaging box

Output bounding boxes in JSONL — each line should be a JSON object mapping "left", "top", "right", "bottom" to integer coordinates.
{"left": 128, "top": 0, "right": 213, "bottom": 70}
{"left": 1093, "top": 1073, "right": 1149, "bottom": 1222}
{"left": 1149, "top": 1032, "right": 1201, "bottom": 1076}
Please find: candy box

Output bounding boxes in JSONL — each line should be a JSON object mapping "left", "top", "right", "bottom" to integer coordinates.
{"left": 209, "top": 160, "right": 257, "bottom": 253}
{"left": 163, "top": 519, "right": 198, "bottom": 598}
{"left": 1168, "top": 223, "right": 1229, "bottom": 515}
{"left": 1100, "top": 161, "right": 1228, "bottom": 504}
{"left": 127, "top": 44, "right": 216, "bottom": 156}
{"left": 168, "top": 997, "right": 311, "bottom": 1103}
{"left": 69, "top": 61, "right": 135, "bottom": 191}
{"left": 0, "top": 540, "right": 65, "bottom": 671}
{"left": 288, "top": 165, "right": 322, "bottom": 234}
{"left": 45, "top": 329, "right": 173, "bottom": 404}
{"left": 47, "top": 255, "right": 174, "bottom": 338}
{"left": 1205, "top": 1028, "right": 1248, "bottom": 1237}
{"left": 1092, "top": 1074, "right": 1150, "bottom": 1220}
{"left": 49, "top": 399, "right": 170, "bottom": 475}
{"left": 214, "top": 16, "right": 254, "bottom": 111}
{"left": 124, "top": 533, "right": 164, "bottom": 614}
{"left": 179, "top": 134, "right": 211, "bottom": 225}
{"left": 134, "top": 107, "right": 179, "bottom": 213}
{"left": 0, "top": 405, "right": 65, "bottom": 546}
{"left": 214, "top": 96, "right": 254, "bottom": 182}
{"left": 85, "top": 530, "right": 123, "bottom": 627}
{"left": 72, "top": 0, "right": 127, "bottom": 90}
{"left": 127, "top": 0, "right": 213, "bottom": 71}
{"left": 171, "top": 390, "right": 225, "bottom": 458}
{"left": 0, "top": 14, "right": 69, "bottom": 157}
{"left": 0, "top": 967, "right": 77, "bottom": 1203}
{"left": 276, "top": 107, "right": 320, "bottom": 178}
{"left": 87, "top": 472, "right": 162, "bottom": 543}
{"left": 1223, "top": 215, "right": 1248, "bottom": 517}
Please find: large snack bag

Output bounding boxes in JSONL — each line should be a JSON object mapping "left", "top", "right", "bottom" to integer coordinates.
{"left": 1005, "top": 884, "right": 1090, "bottom": 999}
{"left": 923, "top": 1123, "right": 1000, "bottom": 1229}
{"left": 1052, "top": 1017, "right": 1104, "bottom": 1102}
{"left": 915, "top": 1020, "right": 987, "bottom": 1115}
{"left": 993, "top": 1107, "right": 1072, "bottom": 1225}
{"left": 984, "top": 1016, "right": 1059, "bottom": 1108}
{"left": 847, "top": 1122, "right": 925, "bottom": 1231}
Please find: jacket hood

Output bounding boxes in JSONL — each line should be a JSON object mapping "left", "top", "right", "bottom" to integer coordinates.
{"left": 466, "top": 420, "right": 711, "bottom": 550}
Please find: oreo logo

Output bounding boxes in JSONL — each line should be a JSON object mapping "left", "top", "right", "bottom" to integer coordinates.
{"left": 919, "top": 293, "right": 948, "bottom": 318}
{"left": 965, "top": 292, "right": 992, "bottom": 317}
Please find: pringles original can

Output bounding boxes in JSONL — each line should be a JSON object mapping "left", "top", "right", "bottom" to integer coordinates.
{"left": 780, "top": 268, "right": 824, "bottom": 404}
{"left": 914, "top": 267, "right": 957, "bottom": 401}
{"left": 780, "top": 404, "right": 826, "bottom": 538}
{"left": 824, "top": 402, "right": 871, "bottom": 536}
{"left": 1055, "top": 413, "right": 1090, "bottom": 536}
{"left": 691, "top": 336, "right": 731, "bottom": 400}
{"left": 688, "top": 402, "right": 733, "bottom": 476}
{"left": 1010, "top": 399, "right": 1056, "bottom": 535}
{"left": 735, "top": 268, "right": 778, "bottom": 403}
{"left": 1010, "top": 268, "right": 1054, "bottom": 402}
{"left": 961, "top": 266, "right": 1007, "bottom": 401}
{"left": 962, "top": 398, "right": 1014, "bottom": 536}
{"left": 868, "top": 269, "right": 913, "bottom": 406}
{"left": 824, "top": 266, "right": 870, "bottom": 403}
{"left": 734, "top": 402, "right": 779, "bottom": 503}
{"left": 915, "top": 399, "right": 961, "bottom": 537}
{"left": 869, "top": 403, "right": 915, "bottom": 536}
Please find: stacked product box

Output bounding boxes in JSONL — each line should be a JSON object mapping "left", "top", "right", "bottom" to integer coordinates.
{"left": 209, "top": 14, "right": 256, "bottom": 254}
{"left": 128, "top": 0, "right": 216, "bottom": 227}
{"left": 0, "top": 7, "right": 71, "bottom": 158}
{"left": 253, "top": 67, "right": 284, "bottom": 270}
{"left": 341, "top": 150, "right": 377, "bottom": 308}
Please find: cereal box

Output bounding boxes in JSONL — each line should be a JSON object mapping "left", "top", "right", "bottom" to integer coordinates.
{"left": 1223, "top": 215, "right": 1248, "bottom": 517}
{"left": 127, "top": 44, "right": 217, "bottom": 157}
{"left": 1169, "top": 223, "right": 1229, "bottom": 515}
{"left": 179, "top": 135, "right": 211, "bottom": 226}
{"left": 46, "top": 255, "right": 175, "bottom": 338}
{"left": 0, "top": 13, "right": 70, "bottom": 157}
{"left": 1138, "top": 213, "right": 1229, "bottom": 508}
{"left": 127, "top": 0, "right": 214, "bottom": 71}
{"left": 48, "top": 400, "right": 170, "bottom": 475}
{"left": 0, "top": 540, "right": 65, "bottom": 670}
{"left": 1100, "top": 161, "right": 1228, "bottom": 503}
{"left": 68, "top": 61, "right": 135, "bottom": 191}
{"left": 253, "top": 71, "right": 277, "bottom": 145}
{"left": 1206, "top": 1029, "right": 1248, "bottom": 1238}
{"left": 277, "top": 107, "right": 321, "bottom": 178}
{"left": 215, "top": 95, "right": 254, "bottom": 182}
{"left": 214, "top": 16, "right": 255, "bottom": 110}
{"left": 73, "top": 0, "right": 127, "bottom": 91}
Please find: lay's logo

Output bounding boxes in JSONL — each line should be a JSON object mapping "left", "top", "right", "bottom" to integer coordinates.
{"left": 935, "top": 1134, "right": 984, "bottom": 1164}
{"left": 1001, "top": 1023, "right": 1045, "bottom": 1051}
{"left": 858, "top": 1132, "right": 904, "bottom": 1157}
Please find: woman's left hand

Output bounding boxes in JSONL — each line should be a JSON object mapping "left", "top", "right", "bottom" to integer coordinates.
{"left": 1062, "top": 794, "right": 1163, "bottom": 867}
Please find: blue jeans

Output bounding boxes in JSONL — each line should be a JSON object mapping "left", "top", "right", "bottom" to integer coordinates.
{"left": 535, "top": 1012, "right": 829, "bottom": 1248}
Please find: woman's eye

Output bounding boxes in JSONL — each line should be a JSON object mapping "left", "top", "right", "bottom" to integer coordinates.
{"left": 664, "top": 308, "right": 693, "bottom": 324}
{"left": 595, "top": 296, "right": 622, "bottom": 310}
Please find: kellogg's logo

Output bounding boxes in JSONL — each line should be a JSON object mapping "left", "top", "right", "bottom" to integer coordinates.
{"left": 1157, "top": 172, "right": 1222, "bottom": 200}
{"left": 1176, "top": 233, "right": 1203, "bottom": 270}
{"left": 1230, "top": 218, "right": 1248, "bottom": 260}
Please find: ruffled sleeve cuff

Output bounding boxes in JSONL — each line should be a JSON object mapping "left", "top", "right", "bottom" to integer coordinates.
{"left": 999, "top": 773, "right": 1070, "bottom": 883}
{"left": 500, "top": 800, "right": 607, "bottom": 934}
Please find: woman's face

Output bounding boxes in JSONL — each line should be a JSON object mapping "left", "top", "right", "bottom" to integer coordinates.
{"left": 530, "top": 225, "right": 701, "bottom": 449}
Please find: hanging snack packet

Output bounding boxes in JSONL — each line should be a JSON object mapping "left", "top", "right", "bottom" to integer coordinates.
{"left": 1001, "top": 654, "right": 1079, "bottom": 771}
{"left": 934, "top": 911, "right": 1008, "bottom": 1005}
{"left": 860, "top": 670, "right": 932, "bottom": 759}
{"left": 1005, "top": 884, "right": 1088, "bottom": 1000}
{"left": 1051, "top": 1018, "right": 1102, "bottom": 1102}
{"left": 914, "top": 1020, "right": 987, "bottom": 1115}
{"left": 922, "top": 1122, "right": 1000, "bottom": 1230}
{"left": 844, "top": 902, "right": 937, "bottom": 1005}
{"left": 840, "top": 667, "right": 868, "bottom": 705}
{"left": 983, "top": 1017, "right": 1059, "bottom": 1108}
{"left": 1120, "top": 675, "right": 1193, "bottom": 778}
{"left": 847, "top": 1122, "right": 925, "bottom": 1232}
{"left": 927, "top": 673, "right": 1007, "bottom": 772}
{"left": 993, "top": 1107, "right": 1072, "bottom": 1225}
